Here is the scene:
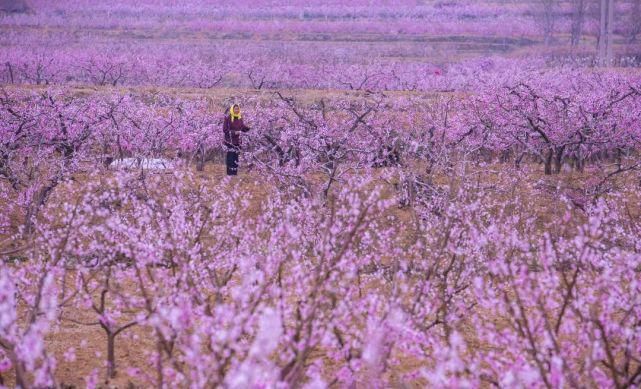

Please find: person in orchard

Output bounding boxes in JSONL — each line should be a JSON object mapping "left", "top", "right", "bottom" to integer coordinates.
{"left": 223, "top": 103, "right": 250, "bottom": 176}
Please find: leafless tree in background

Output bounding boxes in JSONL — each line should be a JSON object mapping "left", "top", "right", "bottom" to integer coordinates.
{"left": 597, "top": 0, "right": 615, "bottom": 65}
{"left": 626, "top": 0, "right": 641, "bottom": 42}
{"left": 570, "top": 0, "right": 587, "bottom": 46}
{"left": 538, "top": 0, "right": 560, "bottom": 45}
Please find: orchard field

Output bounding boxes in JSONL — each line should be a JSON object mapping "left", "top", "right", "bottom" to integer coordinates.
{"left": 1, "top": 1, "right": 641, "bottom": 388}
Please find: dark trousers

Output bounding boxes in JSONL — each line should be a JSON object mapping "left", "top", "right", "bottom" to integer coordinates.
{"left": 226, "top": 150, "right": 239, "bottom": 176}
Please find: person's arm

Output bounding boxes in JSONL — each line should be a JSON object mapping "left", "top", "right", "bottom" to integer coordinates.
{"left": 223, "top": 115, "right": 232, "bottom": 145}
{"left": 241, "top": 118, "right": 250, "bottom": 132}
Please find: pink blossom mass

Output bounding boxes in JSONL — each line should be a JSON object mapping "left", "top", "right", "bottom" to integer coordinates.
{"left": 1, "top": 0, "right": 640, "bottom": 387}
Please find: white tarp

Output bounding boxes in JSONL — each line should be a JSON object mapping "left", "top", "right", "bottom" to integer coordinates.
{"left": 110, "top": 158, "right": 174, "bottom": 170}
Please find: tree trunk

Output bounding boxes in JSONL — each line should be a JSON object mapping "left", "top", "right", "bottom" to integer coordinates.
{"left": 515, "top": 152, "right": 526, "bottom": 169}
{"left": 5, "top": 62, "right": 14, "bottom": 84}
{"left": 598, "top": 0, "right": 607, "bottom": 63}
{"left": 606, "top": 0, "right": 615, "bottom": 64}
{"left": 156, "top": 340, "right": 164, "bottom": 389}
{"left": 598, "top": 0, "right": 615, "bottom": 65}
{"left": 570, "top": 0, "right": 585, "bottom": 46}
{"left": 554, "top": 146, "right": 565, "bottom": 174}
{"left": 323, "top": 164, "right": 338, "bottom": 198}
{"left": 631, "top": 0, "right": 641, "bottom": 43}
{"left": 196, "top": 144, "right": 205, "bottom": 172}
{"left": 107, "top": 332, "right": 116, "bottom": 379}
{"left": 499, "top": 149, "right": 511, "bottom": 163}
{"left": 544, "top": 149, "right": 554, "bottom": 175}
{"left": 542, "top": 0, "right": 557, "bottom": 46}
{"left": 24, "top": 182, "right": 57, "bottom": 235}
{"left": 5, "top": 349, "right": 29, "bottom": 389}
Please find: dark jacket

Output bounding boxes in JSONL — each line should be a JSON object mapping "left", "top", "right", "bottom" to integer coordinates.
{"left": 223, "top": 115, "right": 250, "bottom": 148}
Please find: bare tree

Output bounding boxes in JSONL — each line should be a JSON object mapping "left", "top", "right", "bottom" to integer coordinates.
{"left": 570, "top": 0, "right": 587, "bottom": 46}
{"left": 626, "top": 0, "right": 641, "bottom": 43}
{"left": 537, "top": 0, "right": 560, "bottom": 45}
{"left": 597, "top": 0, "right": 615, "bottom": 65}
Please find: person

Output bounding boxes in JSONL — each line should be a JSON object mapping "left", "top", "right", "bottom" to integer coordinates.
{"left": 222, "top": 104, "right": 250, "bottom": 176}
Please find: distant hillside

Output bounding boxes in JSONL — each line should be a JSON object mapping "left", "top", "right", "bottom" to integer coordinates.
{"left": 0, "top": 0, "right": 30, "bottom": 14}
